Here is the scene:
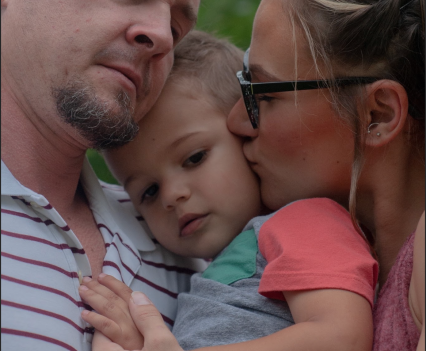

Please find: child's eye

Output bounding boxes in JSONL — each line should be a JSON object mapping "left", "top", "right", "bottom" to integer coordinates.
{"left": 183, "top": 150, "right": 207, "bottom": 167}
{"left": 141, "top": 184, "right": 159, "bottom": 203}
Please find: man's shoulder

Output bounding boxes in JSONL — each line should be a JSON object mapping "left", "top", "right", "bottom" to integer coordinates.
{"left": 98, "top": 180, "right": 128, "bottom": 199}
{"left": 98, "top": 180, "right": 139, "bottom": 213}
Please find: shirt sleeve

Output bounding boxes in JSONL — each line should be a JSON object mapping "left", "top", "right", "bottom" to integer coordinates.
{"left": 258, "top": 198, "right": 378, "bottom": 308}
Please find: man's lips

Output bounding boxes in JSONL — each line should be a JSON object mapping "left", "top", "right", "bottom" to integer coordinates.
{"left": 101, "top": 64, "right": 141, "bottom": 96}
{"left": 178, "top": 213, "right": 208, "bottom": 237}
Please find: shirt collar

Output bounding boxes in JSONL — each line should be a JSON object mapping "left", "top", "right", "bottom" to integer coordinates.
{"left": 1, "top": 160, "right": 37, "bottom": 197}
{"left": 2, "top": 158, "right": 156, "bottom": 252}
{"left": 80, "top": 157, "right": 156, "bottom": 252}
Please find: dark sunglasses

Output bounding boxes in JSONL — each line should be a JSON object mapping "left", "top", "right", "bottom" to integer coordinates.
{"left": 236, "top": 48, "right": 381, "bottom": 129}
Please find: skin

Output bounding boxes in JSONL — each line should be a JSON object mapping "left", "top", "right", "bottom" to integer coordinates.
{"left": 80, "top": 42, "right": 373, "bottom": 351}
{"left": 227, "top": 2, "right": 355, "bottom": 211}
{"left": 1, "top": 0, "right": 200, "bottom": 279}
{"left": 80, "top": 81, "right": 262, "bottom": 349}
{"left": 104, "top": 83, "right": 262, "bottom": 259}
{"left": 2, "top": 0, "right": 200, "bottom": 148}
{"left": 80, "top": 0, "right": 424, "bottom": 350}
{"left": 228, "top": 0, "right": 424, "bottom": 349}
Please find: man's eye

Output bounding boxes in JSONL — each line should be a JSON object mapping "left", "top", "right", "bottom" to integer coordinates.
{"left": 171, "top": 26, "right": 180, "bottom": 42}
{"left": 141, "top": 184, "right": 159, "bottom": 203}
{"left": 184, "top": 151, "right": 207, "bottom": 167}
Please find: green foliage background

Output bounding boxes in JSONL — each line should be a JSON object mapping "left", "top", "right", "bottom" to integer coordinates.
{"left": 87, "top": 0, "right": 260, "bottom": 184}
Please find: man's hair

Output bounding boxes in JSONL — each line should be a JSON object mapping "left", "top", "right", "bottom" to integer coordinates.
{"left": 168, "top": 30, "right": 244, "bottom": 115}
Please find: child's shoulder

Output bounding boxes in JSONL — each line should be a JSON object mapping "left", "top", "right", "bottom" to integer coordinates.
{"left": 276, "top": 198, "right": 350, "bottom": 219}
{"left": 247, "top": 198, "right": 350, "bottom": 228}
{"left": 245, "top": 198, "right": 359, "bottom": 243}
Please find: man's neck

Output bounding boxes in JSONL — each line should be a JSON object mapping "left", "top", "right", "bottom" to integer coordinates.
{"left": 1, "top": 87, "right": 89, "bottom": 213}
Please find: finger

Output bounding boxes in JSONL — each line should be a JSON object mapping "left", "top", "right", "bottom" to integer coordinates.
{"left": 81, "top": 277, "right": 129, "bottom": 311}
{"left": 82, "top": 277, "right": 126, "bottom": 303}
{"left": 129, "top": 292, "right": 182, "bottom": 351}
{"left": 81, "top": 310, "right": 122, "bottom": 343}
{"left": 93, "top": 331, "right": 124, "bottom": 351}
{"left": 97, "top": 273, "right": 133, "bottom": 304}
{"left": 79, "top": 285, "right": 128, "bottom": 323}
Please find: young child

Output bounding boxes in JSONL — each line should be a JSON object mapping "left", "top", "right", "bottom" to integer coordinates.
{"left": 79, "top": 30, "right": 378, "bottom": 351}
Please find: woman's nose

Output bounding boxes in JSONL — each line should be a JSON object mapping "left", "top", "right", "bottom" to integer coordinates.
{"left": 227, "top": 98, "right": 258, "bottom": 138}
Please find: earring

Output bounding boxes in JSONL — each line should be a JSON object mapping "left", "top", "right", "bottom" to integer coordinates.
{"left": 367, "top": 123, "right": 380, "bottom": 134}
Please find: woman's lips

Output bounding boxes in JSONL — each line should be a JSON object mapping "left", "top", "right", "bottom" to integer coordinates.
{"left": 179, "top": 213, "right": 208, "bottom": 237}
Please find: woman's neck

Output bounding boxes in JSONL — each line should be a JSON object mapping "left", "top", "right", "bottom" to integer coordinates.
{"left": 356, "top": 146, "right": 424, "bottom": 287}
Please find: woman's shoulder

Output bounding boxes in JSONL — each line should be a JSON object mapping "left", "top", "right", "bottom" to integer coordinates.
{"left": 409, "top": 211, "right": 425, "bottom": 332}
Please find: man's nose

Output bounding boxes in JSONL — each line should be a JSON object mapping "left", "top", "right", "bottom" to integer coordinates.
{"left": 125, "top": 13, "right": 174, "bottom": 62}
{"left": 227, "top": 98, "right": 258, "bottom": 138}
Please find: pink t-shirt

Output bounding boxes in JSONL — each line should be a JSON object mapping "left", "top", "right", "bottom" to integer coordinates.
{"left": 373, "top": 232, "right": 421, "bottom": 350}
{"left": 257, "top": 198, "right": 379, "bottom": 308}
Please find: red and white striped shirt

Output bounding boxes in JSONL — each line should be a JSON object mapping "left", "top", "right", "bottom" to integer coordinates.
{"left": 1, "top": 158, "right": 206, "bottom": 351}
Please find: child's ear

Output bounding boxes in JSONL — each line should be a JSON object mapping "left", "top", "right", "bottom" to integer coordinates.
{"left": 362, "top": 80, "right": 409, "bottom": 148}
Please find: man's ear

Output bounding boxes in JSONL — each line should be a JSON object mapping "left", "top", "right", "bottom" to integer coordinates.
{"left": 363, "top": 80, "right": 409, "bottom": 148}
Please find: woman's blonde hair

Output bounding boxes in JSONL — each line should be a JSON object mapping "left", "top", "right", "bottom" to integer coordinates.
{"left": 288, "top": 0, "right": 425, "bottom": 247}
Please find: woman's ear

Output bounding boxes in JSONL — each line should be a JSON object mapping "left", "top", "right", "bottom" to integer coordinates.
{"left": 363, "top": 80, "right": 409, "bottom": 147}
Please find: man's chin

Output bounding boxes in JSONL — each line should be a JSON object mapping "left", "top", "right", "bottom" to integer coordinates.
{"left": 53, "top": 81, "right": 139, "bottom": 150}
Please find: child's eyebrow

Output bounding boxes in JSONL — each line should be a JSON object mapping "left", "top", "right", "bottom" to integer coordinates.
{"left": 169, "top": 131, "right": 201, "bottom": 149}
{"left": 123, "top": 174, "right": 138, "bottom": 190}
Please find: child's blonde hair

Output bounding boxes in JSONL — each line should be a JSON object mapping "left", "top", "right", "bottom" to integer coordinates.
{"left": 168, "top": 30, "right": 244, "bottom": 115}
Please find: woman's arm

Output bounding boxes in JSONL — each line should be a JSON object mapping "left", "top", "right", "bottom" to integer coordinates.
{"left": 410, "top": 212, "right": 425, "bottom": 351}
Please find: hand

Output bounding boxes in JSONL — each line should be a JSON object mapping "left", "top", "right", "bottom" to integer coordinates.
{"left": 128, "top": 291, "right": 184, "bottom": 351}
{"left": 79, "top": 274, "right": 144, "bottom": 350}
{"left": 87, "top": 290, "right": 183, "bottom": 351}
{"left": 92, "top": 330, "right": 127, "bottom": 351}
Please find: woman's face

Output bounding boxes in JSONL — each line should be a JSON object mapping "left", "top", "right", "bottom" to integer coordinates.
{"left": 227, "top": 0, "right": 355, "bottom": 210}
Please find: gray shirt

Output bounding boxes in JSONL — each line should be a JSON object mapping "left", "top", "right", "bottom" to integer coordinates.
{"left": 172, "top": 214, "right": 294, "bottom": 350}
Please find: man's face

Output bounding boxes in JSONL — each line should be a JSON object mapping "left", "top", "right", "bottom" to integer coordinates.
{"left": 1, "top": 0, "right": 200, "bottom": 149}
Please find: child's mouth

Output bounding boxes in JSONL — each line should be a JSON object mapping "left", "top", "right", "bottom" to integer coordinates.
{"left": 179, "top": 213, "right": 208, "bottom": 237}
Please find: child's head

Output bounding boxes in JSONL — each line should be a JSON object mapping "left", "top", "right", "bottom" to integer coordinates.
{"left": 105, "top": 31, "right": 262, "bottom": 259}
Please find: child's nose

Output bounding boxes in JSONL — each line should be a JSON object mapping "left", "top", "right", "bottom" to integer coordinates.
{"left": 161, "top": 182, "right": 191, "bottom": 210}
{"left": 227, "top": 98, "right": 258, "bottom": 138}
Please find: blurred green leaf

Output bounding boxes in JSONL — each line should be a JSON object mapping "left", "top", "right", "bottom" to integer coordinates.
{"left": 196, "top": 0, "right": 260, "bottom": 50}
{"left": 87, "top": 0, "right": 260, "bottom": 183}
{"left": 87, "top": 149, "right": 119, "bottom": 185}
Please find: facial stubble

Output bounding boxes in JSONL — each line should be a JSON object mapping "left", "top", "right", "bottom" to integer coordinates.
{"left": 53, "top": 81, "right": 139, "bottom": 150}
